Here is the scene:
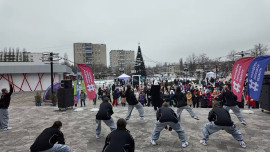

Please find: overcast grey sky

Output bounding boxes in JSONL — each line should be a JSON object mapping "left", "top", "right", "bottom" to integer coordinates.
{"left": 1, "top": 0, "right": 270, "bottom": 66}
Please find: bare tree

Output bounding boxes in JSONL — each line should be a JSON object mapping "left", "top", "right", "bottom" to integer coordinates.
{"left": 186, "top": 53, "right": 197, "bottom": 76}
{"left": 179, "top": 58, "right": 184, "bottom": 71}
{"left": 251, "top": 43, "right": 268, "bottom": 57}
{"left": 16, "top": 48, "right": 19, "bottom": 62}
{"left": 63, "top": 53, "right": 71, "bottom": 67}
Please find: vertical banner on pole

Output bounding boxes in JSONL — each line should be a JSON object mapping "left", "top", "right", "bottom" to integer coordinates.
{"left": 248, "top": 55, "right": 270, "bottom": 101}
{"left": 82, "top": 80, "right": 86, "bottom": 92}
{"left": 76, "top": 67, "right": 79, "bottom": 101}
{"left": 78, "top": 64, "right": 96, "bottom": 100}
{"left": 231, "top": 57, "right": 254, "bottom": 102}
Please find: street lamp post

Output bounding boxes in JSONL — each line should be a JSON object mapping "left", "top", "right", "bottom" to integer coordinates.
{"left": 50, "top": 52, "right": 54, "bottom": 96}
{"left": 41, "top": 52, "right": 61, "bottom": 100}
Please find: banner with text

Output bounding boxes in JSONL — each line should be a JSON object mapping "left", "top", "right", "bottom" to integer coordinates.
{"left": 231, "top": 57, "right": 254, "bottom": 102}
{"left": 78, "top": 64, "right": 96, "bottom": 100}
{"left": 248, "top": 55, "right": 270, "bottom": 101}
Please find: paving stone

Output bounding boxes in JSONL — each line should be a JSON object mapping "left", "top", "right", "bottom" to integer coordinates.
{"left": 1, "top": 92, "right": 270, "bottom": 151}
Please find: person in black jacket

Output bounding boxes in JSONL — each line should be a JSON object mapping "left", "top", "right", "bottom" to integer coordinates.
{"left": 96, "top": 97, "right": 116, "bottom": 139}
{"left": 112, "top": 84, "right": 116, "bottom": 92}
{"left": 112, "top": 90, "right": 118, "bottom": 106}
{"left": 102, "top": 118, "right": 135, "bottom": 152}
{"left": 174, "top": 87, "right": 199, "bottom": 122}
{"left": 98, "top": 87, "right": 103, "bottom": 99}
{"left": 151, "top": 102, "right": 189, "bottom": 148}
{"left": 0, "top": 84, "right": 13, "bottom": 130}
{"left": 192, "top": 90, "right": 200, "bottom": 108}
{"left": 200, "top": 101, "right": 246, "bottom": 148}
{"left": 125, "top": 85, "right": 144, "bottom": 120}
{"left": 30, "top": 121, "right": 71, "bottom": 152}
{"left": 220, "top": 86, "right": 247, "bottom": 125}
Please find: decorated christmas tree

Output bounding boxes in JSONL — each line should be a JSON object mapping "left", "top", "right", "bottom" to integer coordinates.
{"left": 134, "top": 44, "right": 147, "bottom": 76}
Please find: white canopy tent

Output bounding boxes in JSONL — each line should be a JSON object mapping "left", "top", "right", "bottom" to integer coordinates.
{"left": 117, "top": 73, "right": 131, "bottom": 80}
{"left": 205, "top": 72, "right": 216, "bottom": 78}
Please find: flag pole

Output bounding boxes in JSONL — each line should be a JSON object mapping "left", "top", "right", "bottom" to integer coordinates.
{"left": 76, "top": 66, "right": 79, "bottom": 106}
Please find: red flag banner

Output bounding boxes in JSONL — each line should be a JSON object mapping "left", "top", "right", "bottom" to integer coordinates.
{"left": 231, "top": 57, "right": 254, "bottom": 102}
{"left": 77, "top": 64, "right": 96, "bottom": 100}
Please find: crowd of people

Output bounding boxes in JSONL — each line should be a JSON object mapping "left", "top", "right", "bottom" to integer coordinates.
{"left": 97, "top": 79, "right": 231, "bottom": 110}
{"left": 1, "top": 79, "right": 250, "bottom": 152}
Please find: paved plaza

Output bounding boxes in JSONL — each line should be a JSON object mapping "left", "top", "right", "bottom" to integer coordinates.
{"left": 1, "top": 92, "right": 270, "bottom": 152}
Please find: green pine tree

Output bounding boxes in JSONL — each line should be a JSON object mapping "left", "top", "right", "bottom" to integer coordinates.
{"left": 134, "top": 45, "right": 147, "bottom": 76}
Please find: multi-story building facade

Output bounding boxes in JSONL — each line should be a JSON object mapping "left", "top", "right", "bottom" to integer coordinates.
{"left": 73, "top": 43, "right": 107, "bottom": 67}
{"left": 110, "top": 50, "right": 135, "bottom": 74}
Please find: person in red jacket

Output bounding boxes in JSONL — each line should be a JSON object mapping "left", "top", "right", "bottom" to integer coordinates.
{"left": 0, "top": 84, "right": 13, "bottom": 130}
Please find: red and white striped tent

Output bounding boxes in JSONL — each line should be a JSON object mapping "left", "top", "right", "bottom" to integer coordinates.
{"left": 0, "top": 62, "right": 73, "bottom": 92}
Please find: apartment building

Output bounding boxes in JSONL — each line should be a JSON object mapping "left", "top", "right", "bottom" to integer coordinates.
{"left": 110, "top": 50, "right": 135, "bottom": 74}
{"left": 74, "top": 43, "right": 107, "bottom": 67}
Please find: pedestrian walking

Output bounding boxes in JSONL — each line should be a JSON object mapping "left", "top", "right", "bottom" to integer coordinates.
{"left": 200, "top": 101, "right": 246, "bottom": 148}
{"left": 80, "top": 90, "right": 86, "bottom": 107}
{"left": 96, "top": 97, "right": 116, "bottom": 139}
{"left": 151, "top": 102, "right": 189, "bottom": 148}
{"left": 0, "top": 84, "right": 13, "bottom": 130}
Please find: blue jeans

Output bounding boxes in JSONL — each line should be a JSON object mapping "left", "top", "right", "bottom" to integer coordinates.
{"left": 38, "top": 144, "right": 72, "bottom": 152}
{"left": 80, "top": 99, "right": 85, "bottom": 107}
{"left": 0, "top": 109, "right": 9, "bottom": 129}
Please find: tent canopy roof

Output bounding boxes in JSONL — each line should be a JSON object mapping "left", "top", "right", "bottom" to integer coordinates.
{"left": 117, "top": 73, "right": 131, "bottom": 79}
{"left": 205, "top": 72, "right": 216, "bottom": 78}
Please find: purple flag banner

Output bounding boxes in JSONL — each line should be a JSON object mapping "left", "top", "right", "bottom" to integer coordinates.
{"left": 248, "top": 55, "right": 270, "bottom": 101}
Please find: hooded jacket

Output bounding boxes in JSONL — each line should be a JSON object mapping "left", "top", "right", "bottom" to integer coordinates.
{"left": 30, "top": 126, "right": 65, "bottom": 152}
{"left": 96, "top": 102, "right": 114, "bottom": 120}
{"left": 221, "top": 90, "right": 237, "bottom": 106}
{"left": 0, "top": 84, "right": 13, "bottom": 109}
{"left": 125, "top": 90, "right": 138, "bottom": 105}
{"left": 174, "top": 91, "right": 187, "bottom": 107}
{"left": 156, "top": 107, "right": 178, "bottom": 123}
{"left": 208, "top": 107, "right": 234, "bottom": 126}
{"left": 103, "top": 129, "right": 135, "bottom": 152}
